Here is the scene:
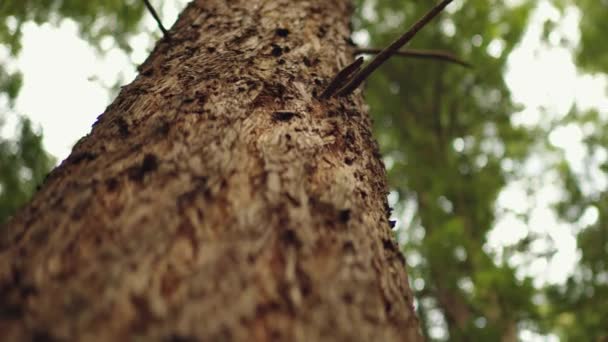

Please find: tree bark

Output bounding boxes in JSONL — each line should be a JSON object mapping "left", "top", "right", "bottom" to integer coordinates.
{"left": 0, "top": 1, "right": 421, "bottom": 340}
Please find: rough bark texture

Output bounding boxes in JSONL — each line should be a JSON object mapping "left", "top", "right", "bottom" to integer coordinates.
{"left": 0, "top": 1, "right": 421, "bottom": 340}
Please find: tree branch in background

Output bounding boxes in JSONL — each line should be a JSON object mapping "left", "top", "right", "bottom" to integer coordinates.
{"left": 355, "top": 48, "right": 471, "bottom": 68}
{"left": 143, "top": 0, "right": 169, "bottom": 38}
{"left": 333, "top": 0, "right": 454, "bottom": 97}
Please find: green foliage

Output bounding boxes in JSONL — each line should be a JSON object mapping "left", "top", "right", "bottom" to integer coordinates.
{"left": 547, "top": 0, "right": 608, "bottom": 73}
{"left": 0, "top": 0, "right": 148, "bottom": 225}
{"left": 356, "top": 0, "right": 608, "bottom": 338}
{"left": 353, "top": 0, "right": 540, "bottom": 339}
{"left": 0, "top": 68, "right": 22, "bottom": 105}
{"left": 0, "top": 118, "right": 55, "bottom": 225}
{"left": 573, "top": 0, "right": 608, "bottom": 73}
{"left": 542, "top": 107, "right": 608, "bottom": 341}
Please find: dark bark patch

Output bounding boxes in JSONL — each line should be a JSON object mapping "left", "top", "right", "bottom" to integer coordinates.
{"left": 63, "top": 293, "right": 89, "bottom": 317}
{"left": 389, "top": 220, "right": 396, "bottom": 228}
{"left": 285, "top": 192, "right": 300, "bottom": 206}
{"left": 30, "top": 225, "right": 50, "bottom": 244}
{"left": 343, "top": 240, "right": 355, "bottom": 254}
{"left": 141, "top": 67, "right": 154, "bottom": 77}
{"left": 155, "top": 120, "right": 171, "bottom": 136}
{"left": 163, "top": 334, "right": 199, "bottom": 342}
{"left": 0, "top": 302, "right": 23, "bottom": 320}
{"left": 66, "top": 151, "right": 97, "bottom": 165}
{"left": 280, "top": 229, "right": 301, "bottom": 248}
{"left": 382, "top": 238, "right": 400, "bottom": 254}
{"left": 130, "top": 295, "right": 155, "bottom": 328}
{"left": 128, "top": 153, "right": 159, "bottom": 182}
{"left": 271, "top": 111, "right": 297, "bottom": 122}
{"left": 317, "top": 25, "right": 328, "bottom": 38}
{"left": 251, "top": 83, "right": 287, "bottom": 107}
{"left": 255, "top": 301, "right": 281, "bottom": 316}
{"left": 161, "top": 271, "right": 180, "bottom": 298}
{"left": 277, "top": 282, "right": 297, "bottom": 314}
{"left": 303, "top": 57, "right": 312, "bottom": 67}
{"left": 105, "top": 178, "right": 119, "bottom": 192}
{"left": 270, "top": 44, "right": 283, "bottom": 57}
{"left": 180, "top": 91, "right": 207, "bottom": 114}
{"left": 309, "top": 198, "right": 355, "bottom": 230}
{"left": 327, "top": 109, "right": 339, "bottom": 117}
{"left": 384, "top": 299, "right": 393, "bottom": 315}
{"left": 115, "top": 117, "right": 130, "bottom": 137}
{"left": 296, "top": 267, "right": 312, "bottom": 297}
{"left": 344, "top": 129, "right": 356, "bottom": 147}
{"left": 396, "top": 250, "right": 406, "bottom": 265}
{"left": 372, "top": 145, "right": 383, "bottom": 159}
{"left": 142, "top": 154, "right": 159, "bottom": 173}
{"left": 384, "top": 201, "right": 393, "bottom": 219}
{"left": 342, "top": 292, "right": 354, "bottom": 304}
{"left": 0, "top": 274, "right": 27, "bottom": 319}
{"left": 275, "top": 28, "right": 289, "bottom": 37}
{"left": 31, "top": 329, "right": 59, "bottom": 342}
{"left": 339, "top": 209, "right": 350, "bottom": 223}
{"left": 345, "top": 108, "right": 360, "bottom": 118}
{"left": 197, "top": 92, "right": 207, "bottom": 103}
{"left": 71, "top": 198, "right": 91, "bottom": 221}
{"left": 177, "top": 177, "right": 209, "bottom": 208}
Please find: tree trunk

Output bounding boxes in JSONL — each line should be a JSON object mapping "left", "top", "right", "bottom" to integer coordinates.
{"left": 0, "top": 0, "right": 421, "bottom": 340}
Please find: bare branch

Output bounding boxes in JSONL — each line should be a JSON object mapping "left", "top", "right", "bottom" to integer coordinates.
{"left": 143, "top": 0, "right": 170, "bottom": 38}
{"left": 318, "top": 57, "right": 364, "bottom": 99}
{"left": 335, "top": 0, "right": 454, "bottom": 97}
{"left": 355, "top": 48, "right": 471, "bottom": 68}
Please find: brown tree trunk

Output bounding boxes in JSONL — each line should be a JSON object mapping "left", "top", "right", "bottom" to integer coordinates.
{"left": 0, "top": 1, "right": 421, "bottom": 340}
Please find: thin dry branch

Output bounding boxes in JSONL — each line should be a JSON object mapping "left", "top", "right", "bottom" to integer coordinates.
{"left": 143, "top": 0, "right": 170, "bottom": 38}
{"left": 355, "top": 48, "right": 471, "bottom": 68}
{"left": 334, "top": 0, "right": 454, "bottom": 97}
{"left": 319, "top": 57, "right": 364, "bottom": 99}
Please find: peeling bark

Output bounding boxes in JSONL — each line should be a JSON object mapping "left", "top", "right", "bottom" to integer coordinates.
{"left": 0, "top": 1, "right": 421, "bottom": 340}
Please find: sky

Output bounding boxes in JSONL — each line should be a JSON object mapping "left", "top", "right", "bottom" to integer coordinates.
{"left": 3, "top": 1, "right": 607, "bottom": 339}
{"left": 494, "top": 1, "right": 607, "bottom": 287}
{"left": 6, "top": 2, "right": 186, "bottom": 159}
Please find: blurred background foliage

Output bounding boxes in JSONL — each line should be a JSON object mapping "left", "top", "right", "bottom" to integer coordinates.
{"left": 354, "top": 1, "right": 539, "bottom": 340}
{"left": 1, "top": 0, "right": 607, "bottom": 340}
{"left": 354, "top": 0, "right": 607, "bottom": 340}
{"left": 0, "top": 0, "right": 147, "bottom": 224}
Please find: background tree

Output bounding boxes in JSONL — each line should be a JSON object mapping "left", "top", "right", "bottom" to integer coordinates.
{"left": 355, "top": 0, "right": 608, "bottom": 340}
{"left": 353, "top": 0, "right": 539, "bottom": 340}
